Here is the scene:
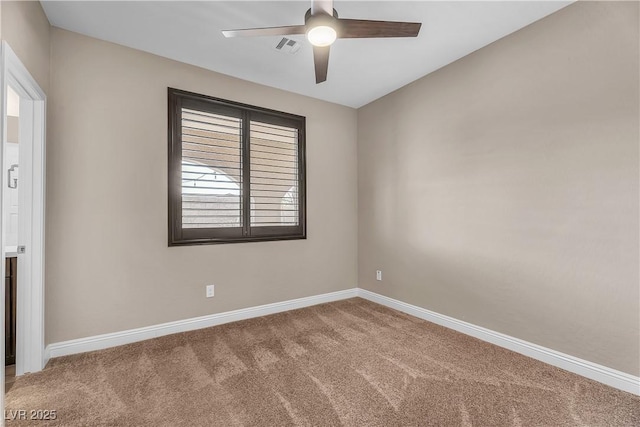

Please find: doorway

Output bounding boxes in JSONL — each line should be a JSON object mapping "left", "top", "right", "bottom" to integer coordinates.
{"left": 0, "top": 41, "right": 47, "bottom": 411}
{"left": 4, "top": 86, "right": 20, "bottom": 391}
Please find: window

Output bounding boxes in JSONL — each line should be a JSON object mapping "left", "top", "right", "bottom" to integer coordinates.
{"left": 168, "top": 88, "right": 306, "bottom": 245}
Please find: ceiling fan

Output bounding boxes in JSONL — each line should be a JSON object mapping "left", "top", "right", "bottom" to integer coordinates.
{"left": 222, "top": 0, "right": 422, "bottom": 84}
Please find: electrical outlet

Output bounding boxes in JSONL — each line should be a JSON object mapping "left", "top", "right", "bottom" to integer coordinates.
{"left": 376, "top": 270, "right": 382, "bottom": 281}
{"left": 206, "top": 285, "right": 215, "bottom": 298}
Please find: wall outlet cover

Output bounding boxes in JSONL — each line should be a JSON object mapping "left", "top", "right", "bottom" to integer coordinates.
{"left": 206, "top": 285, "right": 215, "bottom": 298}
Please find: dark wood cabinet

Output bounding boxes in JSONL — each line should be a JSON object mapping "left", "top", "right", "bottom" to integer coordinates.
{"left": 5, "top": 257, "right": 17, "bottom": 366}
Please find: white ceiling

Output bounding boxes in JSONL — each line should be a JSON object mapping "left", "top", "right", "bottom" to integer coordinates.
{"left": 40, "top": 1, "right": 572, "bottom": 108}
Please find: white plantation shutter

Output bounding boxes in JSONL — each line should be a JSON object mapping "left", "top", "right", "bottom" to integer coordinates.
{"left": 168, "top": 89, "right": 305, "bottom": 245}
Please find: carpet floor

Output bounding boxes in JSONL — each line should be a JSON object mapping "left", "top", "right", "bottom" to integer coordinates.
{"left": 5, "top": 298, "right": 640, "bottom": 426}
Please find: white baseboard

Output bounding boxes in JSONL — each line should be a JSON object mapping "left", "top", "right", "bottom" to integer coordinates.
{"left": 44, "top": 286, "right": 639, "bottom": 396}
{"left": 45, "top": 288, "right": 359, "bottom": 363}
{"left": 357, "top": 288, "right": 640, "bottom": 396}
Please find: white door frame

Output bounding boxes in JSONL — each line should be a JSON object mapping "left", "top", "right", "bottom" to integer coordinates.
{"left": 0, "top": 41, "right": 47, "bottom": 392}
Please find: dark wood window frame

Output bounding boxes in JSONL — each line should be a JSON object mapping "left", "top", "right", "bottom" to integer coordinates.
{"left": 168, "top": 88, "right": 307, "bottom": 246}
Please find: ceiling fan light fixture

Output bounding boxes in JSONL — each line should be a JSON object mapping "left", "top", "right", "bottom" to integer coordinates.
{"left": 222, "top": 2, "right": 422, "bottom": 84}
{"left": 307, "top": 25, "right": 337, "bottom": 47}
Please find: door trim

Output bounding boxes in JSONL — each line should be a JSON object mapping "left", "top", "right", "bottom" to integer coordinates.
{"left": 0, "top": 40, "right": 47, "bottom": 390}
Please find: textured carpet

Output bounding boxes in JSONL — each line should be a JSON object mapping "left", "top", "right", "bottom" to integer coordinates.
{"left": 5, "top": 298, "right": 640, "bottom": 426}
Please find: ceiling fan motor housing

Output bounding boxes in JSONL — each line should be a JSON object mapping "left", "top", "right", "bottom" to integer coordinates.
{"left": 305, "top": 8, "right": 341, "bottom": 36}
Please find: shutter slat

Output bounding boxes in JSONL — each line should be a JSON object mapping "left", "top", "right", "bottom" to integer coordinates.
{"left": 183, "top": 138, "right": 241, "bottom": 149}
{"left": 251, "top": 157, "right": 297, "bottom": 165}
{"left": 183, "top": 146, "right": 241, "bottom": 156}
{"left": 250, "top": 148, "right": 297, "bottom": 158}
{"left": 251, "top": 169, "right": 297, "bottom": 176}
{"left": 182, "top": 165, "right": 243, "bottom": 173}
{"left": 183, "top": 108, "right": 241, "bottom": 124}
{"left": 251, "top": 142, "right": 296, "bottom": 149}
{"left": 250, "top": 162, "right": 298, "bottom": 171}
{"left": 251, "top": 143, "right": 297, "bottom": 152}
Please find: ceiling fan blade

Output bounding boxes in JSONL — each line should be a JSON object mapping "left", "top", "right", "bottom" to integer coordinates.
{"left": 313, "top": 46, "right": 330, "bottom": 84}
{"left": 311, "top": 0, "right": 334, "bottom": 16}
{"left": 222, "top": 25, "right": 306, "bottom": 38}
{"left": 338, "top": 19, "right": 421, "bottom": 38}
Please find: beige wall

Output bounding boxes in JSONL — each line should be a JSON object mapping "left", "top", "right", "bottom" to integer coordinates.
{"left": 358, "top": 1, "right": 639, "bottom": 376}
{"left": 46, "top": 28, "right": 358, "bottom": 344}
{"left": 7, "top": 116, "right": 18, "bottom": 143}
{"left": 1, "top": 0, "right": 50, "bottom": 94}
